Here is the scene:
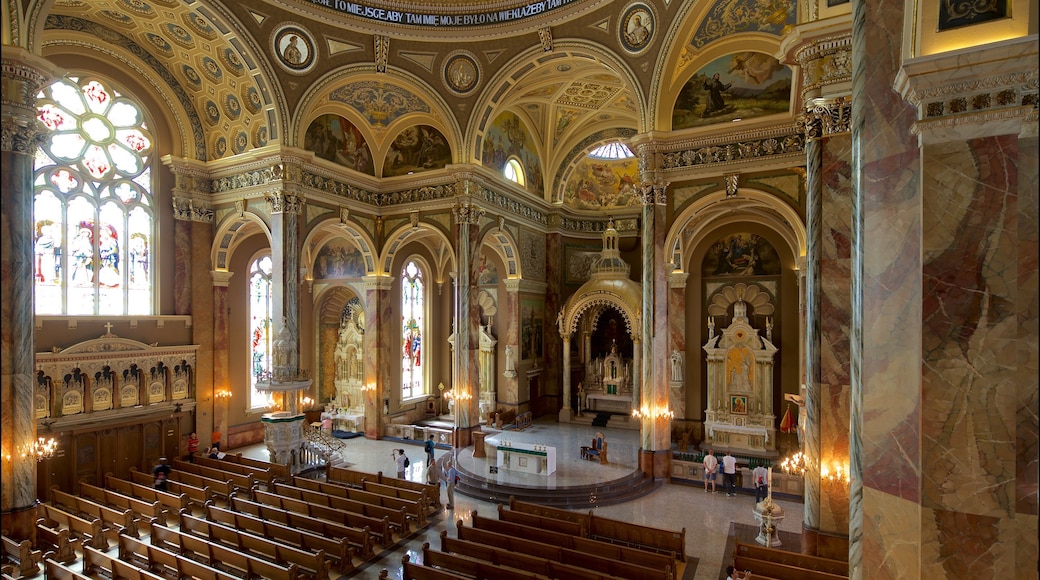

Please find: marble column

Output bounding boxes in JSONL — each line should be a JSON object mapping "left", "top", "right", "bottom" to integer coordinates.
{"left": 667, "top": 272, "right": 687, "bottom": 420}
{"left": 362, "top": 276, "right": 391, "bottom": 439}
{"left": 1, "top": 47, "right": 57, "bottom": 542}
{"left": 638, "top": 181, "right": 672, "bottom": 478}
{"left": 850, "top": 5, "right": 1038, "bottom": 577}
{"left": 210, "top": 271, "right": 233, "bottom": 450}
{"left": 560, "top": 336, "right": 572, "bottom": 420}
{"left": 499, "top": 281, "right": 521, "bottom": 407}
{"left": 268, "top": 191, "right": 303, "bottom": 355}
{"left": 451, "top": 196, "right": 483, "bottom": 447}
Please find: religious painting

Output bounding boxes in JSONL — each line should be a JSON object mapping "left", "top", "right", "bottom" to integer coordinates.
{"left": 314, "top": 239, "right": 366, "bottom": 279}
{"left": 938, "top": 0, "right": 1007, "bottom": 30}
{"left": 521, "top": 299, "right": 544, "bottom": 360}
{"left": 382, "top": 125, "right": 451, "bottom": 177}
{"left": 619, "top": 3, "right": 654, "bottom": 53}
{"left": 444, "top": 51, "right": 480, "bottom": 95}
{"left": 672, "top": 52, "right": 791, "bottom": 130}
{"left": 564, "top": 244, "right": 601, "bottom": 284}
{"left": 726, "top": 346, "right": 755, "bottom": 392}
{"left": 477, "top": 252, "right": 499, "bottom": 286}
{"left": 702, "top": 233, "right": 781, "bottom": 277}
{"left": 304, "top": 114, "right": 375, "bottom": 175}
{"left": 690, "top": 0, "right": 796, "bottom": 49}
{"left": 730, "top": 395, "right": 748, "bottom": 415}
{"left": 562, "top": 156, "right": 640, "bottom": 211}
{"left": 274, "top": 26, "right": 316, "bottom": 73}
{"left": 481, "top": 111, "right": 544, "bottom": 198}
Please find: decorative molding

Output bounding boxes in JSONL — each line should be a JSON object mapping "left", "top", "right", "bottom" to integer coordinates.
{"left": 476, "top": 186, "right": 548, "bottom": 226}
{"left": 0, "top": 122, "right": 42, "bottom": 155}
{"left": 171, "top": 196, "right": 214, "bottom": 222}
{"left": 452, "top": 200, "right": 486, "bottom": 225}
{"left": 374, "top": 35, "right": 390, "bottom": 73}
{"left": 267, "top": 191, "right": 305, "bottom": 214}
{"left": 210, "top": 270, "right": 234, "bottom": 287}
{"left": 792, "top": 33, "right": 852, "bottom": 100}
{"left": 803, "top": 96, "right": 852, "bottom": 139}
{"left": 640, "top": 182, "right": 667, "bottom": 206}
{"left": 211, "top": 164, "right": 284, "bottom": 193}
{"left": 538, "top": 27, "right": 553, "bottom": 52}
{"left": 660, "top": 126, "right": 804, "bottom": 171}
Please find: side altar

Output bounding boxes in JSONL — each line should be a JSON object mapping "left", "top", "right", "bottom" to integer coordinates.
{"left": 703, "top": 300, "right": 778, "bottom": 453}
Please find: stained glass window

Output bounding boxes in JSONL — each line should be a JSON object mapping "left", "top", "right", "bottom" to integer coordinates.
{"left": 33, "top": 78, "right": 154, "bottom": 315}
{"left": 249, "top": 255, "right": 274, "bottom": 409}
{"left": 401, "top": 260, "right": 424, "bottom": 399}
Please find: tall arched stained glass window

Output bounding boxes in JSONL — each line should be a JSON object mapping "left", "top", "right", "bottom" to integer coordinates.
{"left": 249, "top": 255, "right": 274, "bottom": 410}
{"left": 33, "top": 77, "right": 154, "bottom": 315}
{"left": 401, "top": 260, "right": 424, "bottom": 399}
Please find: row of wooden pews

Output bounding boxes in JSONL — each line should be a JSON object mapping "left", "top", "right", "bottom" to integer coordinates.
{"left": 731, "top": 541, "right": 848, "bottom": 580}
{"left": 384, "top": 503, "right": 684, "bottom": 580}
{"left": 1, "top": 534, "right": 41, "bottom": 578}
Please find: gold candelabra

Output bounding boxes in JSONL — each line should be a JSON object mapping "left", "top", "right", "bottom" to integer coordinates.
{"left": 26, "top": 437, "right": 58, "bottom": 461}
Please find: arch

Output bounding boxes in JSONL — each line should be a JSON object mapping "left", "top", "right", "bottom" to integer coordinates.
{"left": 648, "top": 0, "right": 793, "bottom": 132}
{"left": 478, "top": 225, "right": 522, "bottom": 280}
{"left": 559, "top": 286, "right": 641, "bottom": 341}
{"left": 292, "top": 65, "right": 465, "bottom": 167}
{"left": 211, "top": 211, "right": 271, "bottom": 273}
{"left": 378, "top": 222, "right": 455, "bottom": 281}
{"left": 302, "top": 216, "right": 379, "bottom": 279}
{"left": 665, "top": 188, "right": 805, "bottom": 274}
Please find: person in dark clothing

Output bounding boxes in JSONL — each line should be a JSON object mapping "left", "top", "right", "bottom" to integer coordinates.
{"left": 152, "top": 457, "right": 172, "bottom": 490}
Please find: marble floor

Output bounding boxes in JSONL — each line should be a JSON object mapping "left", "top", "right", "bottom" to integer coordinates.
{"left": 233, "top": 416, "right": 805, "bottom": 580}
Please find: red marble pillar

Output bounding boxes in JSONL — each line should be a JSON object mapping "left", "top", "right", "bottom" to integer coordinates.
{"left": 451, "top": 198, "right": 483, "bottom": 447}
{"left": 363, "top": 277, "right": 391, "bottom": 439}
{"left": 210, "top": 272, "right": 232, "bottom": 450}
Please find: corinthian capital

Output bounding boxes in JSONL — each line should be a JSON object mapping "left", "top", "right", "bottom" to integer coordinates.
{"left": 453, "top": 201, "right": 485, "bottom": 225}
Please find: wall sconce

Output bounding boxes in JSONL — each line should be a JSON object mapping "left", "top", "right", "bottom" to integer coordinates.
{"left": 360, "top": 383, "right": 375, "bottom": 393}
{"left": 215, "top": 389, "right": 232, "bottom": 400}
{"left": 631, "top": 405, "right": 674, "bottom": 420}
{"left": 25, "top": 437, "right": 58, "bottom": 462}
{"left": 780, "top": 451, "right": 808, "bottom": 475}
{"left": 780, "top": 452, "right": 849, "bottom": 487}
{"left": 301, "top": 396, "right": 314, "bottom": 407}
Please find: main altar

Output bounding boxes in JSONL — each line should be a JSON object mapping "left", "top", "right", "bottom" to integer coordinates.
{"left": 702, "top": 300, "right": 778, "bottom": 453}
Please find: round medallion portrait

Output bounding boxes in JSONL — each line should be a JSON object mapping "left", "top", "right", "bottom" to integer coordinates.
{"left": 619, "top": 4, "right": 654, "bottom": 53}
{"left": 273, "top": 25, "right": 316, "bottom": 74}
{"left": 444, "top": 51, "right": 480, "bottom": 96}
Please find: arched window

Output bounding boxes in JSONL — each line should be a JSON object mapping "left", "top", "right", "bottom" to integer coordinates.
{"left": 249, "top": 255, "right": 274, "bottom": 409}
{"left": 401, "top": 260, "right": 425, "bottom": 399}
{"left": 503, "top": 157, "right": 526, "bottom": 187}
{"left": 33, "top": 77, "right": 155, "bottom": 315}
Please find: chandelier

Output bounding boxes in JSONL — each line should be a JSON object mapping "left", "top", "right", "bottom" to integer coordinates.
{"left": 26, "top": 437, "right": 58, "bottom": 462}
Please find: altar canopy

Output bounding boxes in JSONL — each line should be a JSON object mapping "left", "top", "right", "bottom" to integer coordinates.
{"left": 703, "top": 300, "right": 778, "bottom": 452}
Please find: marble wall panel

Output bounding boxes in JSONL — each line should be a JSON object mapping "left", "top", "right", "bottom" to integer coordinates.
{"left": 499, "top": 290, "right": 520, "bottom": 405}
{"left": 1016, "top": 136, "right": 1038, "bottom": 518}
{"left": 921, "top": 136, "right": 1018, "bottom": 517}
{"left": 174, "top": 220, "right": 192, "bottom": 315}
{"left": 544, "top": 233, "right": 562, "bottom": 401}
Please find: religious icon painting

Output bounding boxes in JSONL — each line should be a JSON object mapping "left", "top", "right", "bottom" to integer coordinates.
{"left": 444, "top": 51, "right": 480, "bottom": 96}
{"left": 731, "top": 395, "right": 748, "bottom": 415}
{"left": 619, "top": 3, "right": 654, "bottom": 54}
{"left": 273, "top": 24, "right": 316, "bottom": 74}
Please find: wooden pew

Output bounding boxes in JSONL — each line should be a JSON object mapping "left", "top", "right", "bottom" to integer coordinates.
{"left": 128, "top": 466, "right": 214, "bottom": 507}
{"left": 508, "top": 498, "right": 686, "bottom": 562}
{"left": 400, "top": 559, "right": 468, "bottom": 580}
{"left": 258, "top": 485, "right": 409, "bottom": 537}
{"left": 733, "top": 554, "right": 847, "bottom": 580}
{"left": 79, "top": 482, "right": 161, "bottom": 532}
{"left": 1, "top": 535, "right": 41, "bottom": 578}
{"left": 453, "top": 527, "right": 671, "bottom": 580}
{"left": 194, "top": 455, "right": 273, "bottom": 487}
{"left": 172, "top": 458, "right": 256, "bottom": 493}
{"left": 43, "top": 557, "right": 90, "bottom": 580}
{"left": 231, "top": 493, "right": 393, "bottom": 551}
{"left": 118, "top": 533, "right": 240, "bottom": 580}
{"left": 223, "top": 452, "right": 292, "bottom": 483}
{"left": 275, "top": 480, "right": 423, "bottom": 528}
{"left": 105, "top": 473, "right": 189, "bottom": 525}
{"left": 327, "top": 465, "right": 441, "bottom": 508}
{"left": 469, "top": 511, "right": 677, "bottom": 580}
{"left": 82, "top": 545, "right": 166, "bottom": 580}
{"left": 497, "top": 504, "right": 585, "bottom": 536}
{"left": 35, "top": 522, "right": 78, "bottom": 565}
{"left": 149, "top": 521, "right": 301, "bottom": 580}
{"left": 733, "top": 542, "right": 848, "bottom": 577}
{"left": 206, "top": 501, "right": 358, "bottom": 571}
{"left": 179, "top": 512, "right": 331, "bottom": 580}
{"left": 419, "top": 543, "right": 541, "bottom": 580}
{"left": 38, "top": 503, "right": 106, "bottom": 551}
{"left": 51, "top": 486, "right": 136, "bottom": 538}
{"left": 439, "top": 534, "right": 642, "bottom": 580}
{"left": 359, "top": 479, "right": 430, "bottom": 513}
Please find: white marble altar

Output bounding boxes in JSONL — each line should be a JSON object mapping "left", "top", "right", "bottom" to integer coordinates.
{"left": 494, "top": 440, "right": 557, "bottom": 475}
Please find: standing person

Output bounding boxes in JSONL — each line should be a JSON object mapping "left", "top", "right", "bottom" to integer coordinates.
{"left": 393, "top": 449, "right": 408, "bottom": 479}
{"left": 185, "top": 432, "right": 199, "bottom": 463}
{"left": 722, "top": 451, "right": 738, "bottom": 497}
{"left": 424, "top": 435, "right": 436, "bottom": 466}
{"left": 752, "top": 463, "right": 769, "bottom": 503}
{"left": 152, "top": 457, "right": 171, "bottom": 491}
{"left": 442, "top": 457, "right": 459, "bottom": 509}
{"left": 703, "top": 449, "right": 719, "bottom": 493}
